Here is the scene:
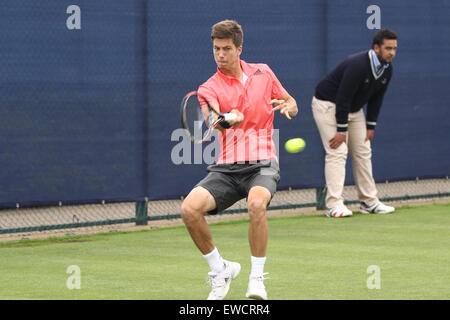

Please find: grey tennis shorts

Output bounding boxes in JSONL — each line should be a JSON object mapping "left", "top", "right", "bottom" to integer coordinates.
{"left": 195, "top": 159, "right": 280, "bottom": 215}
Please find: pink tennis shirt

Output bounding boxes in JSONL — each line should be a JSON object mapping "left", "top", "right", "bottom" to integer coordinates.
{"left": 198, "top": 60, "right": 287, "bottom": 164}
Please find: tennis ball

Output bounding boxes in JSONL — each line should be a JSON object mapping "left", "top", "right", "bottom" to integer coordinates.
{"left": 285, "top": 138, "right": 306, "bottom": 153}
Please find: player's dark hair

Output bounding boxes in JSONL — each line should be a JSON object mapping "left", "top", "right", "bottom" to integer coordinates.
{"left": 211, "top": 20, "right": 243, "bottom": 48}
{"left": 372, "top": 29, "right": 398, "bottom": 48}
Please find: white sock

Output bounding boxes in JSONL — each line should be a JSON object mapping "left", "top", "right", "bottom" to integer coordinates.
{"left": 250, "top": 256, "right": 266, "bottom": 278}
{"left": 203, "top": 247, "right": 225, "bottom": 273}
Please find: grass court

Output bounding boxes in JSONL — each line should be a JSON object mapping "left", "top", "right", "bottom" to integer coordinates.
{"left": 0, "top": 203, "right": 448, "bottom": 300}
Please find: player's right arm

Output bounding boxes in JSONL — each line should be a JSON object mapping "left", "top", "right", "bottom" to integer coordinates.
{"left": 224, "top": 109, "right": 244, "bottom": 127}
{"left": 198, "top": 85, "right": 244, "bottom": 130}
{"left": 211, "top": 106, "right": 244, "bottom": 130}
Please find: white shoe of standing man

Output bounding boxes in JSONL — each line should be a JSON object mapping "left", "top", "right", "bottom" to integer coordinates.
{"left": 326, "top": 205, "right": 353, "bottom": 218}
{"left": 206, "top": 260, "right": 241, "bottom": 300}
{"left": 360, "top": 201, "right": 395, "bottom": 214}
{"left": 246, "top": 273, "right": 269, "bottom": 300}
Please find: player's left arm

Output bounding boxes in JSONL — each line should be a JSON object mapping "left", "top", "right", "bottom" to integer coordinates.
{"left": 264, "top": 64, "right": 298, "bottom": 120}
{"left": 271, "top": 92, "right": 298, "bottom": 120}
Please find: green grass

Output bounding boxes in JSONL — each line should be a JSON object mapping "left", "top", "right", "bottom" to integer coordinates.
{"left": 0, "top": 203, "right": 449, "bottom": 300}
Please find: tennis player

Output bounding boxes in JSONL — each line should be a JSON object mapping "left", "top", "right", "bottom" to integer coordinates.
{"left": 181, "top": 20, "right": 297, "bottom": 300}
{"left": 312, "top": 29, "right": 398, "bottom": 218}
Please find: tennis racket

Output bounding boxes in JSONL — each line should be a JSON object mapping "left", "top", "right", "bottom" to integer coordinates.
{"left": 180, "top": 91, "right": 237, "bottom": 144}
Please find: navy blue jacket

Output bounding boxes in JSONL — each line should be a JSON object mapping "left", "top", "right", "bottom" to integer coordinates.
{"left": 315, "top": 50, "right": 393, "bottom": 132}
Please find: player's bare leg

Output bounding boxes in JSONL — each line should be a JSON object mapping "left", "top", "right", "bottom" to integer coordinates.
{"left": 181, "top": 186, "right": 241, "bottom": 300}
{"left": 181, "top": 186, "right": 217, "bottom": 254}
{"left": 247, "top": 186, "right": 271, "bottom": 257}
{"left": 246, "top": 186, "right": 271, "bottom": 300}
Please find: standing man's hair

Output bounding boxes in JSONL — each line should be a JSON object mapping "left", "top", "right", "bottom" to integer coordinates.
{"left": 211, "top": 20, "right": 244, "bottom": 47}
{"left": 372, "top": 29, "right": 398, "bottom": 47}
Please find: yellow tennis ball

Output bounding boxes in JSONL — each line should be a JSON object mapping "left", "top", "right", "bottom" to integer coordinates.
{"left": 285, "top": 138, "right": 306, "bottom": 153}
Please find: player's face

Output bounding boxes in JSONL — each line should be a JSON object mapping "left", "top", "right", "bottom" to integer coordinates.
{"left": 374, "top": 39, "right": 397, "bottom": 64}
{"left": 213, "top": 38, "right": 242, "bottom": 71}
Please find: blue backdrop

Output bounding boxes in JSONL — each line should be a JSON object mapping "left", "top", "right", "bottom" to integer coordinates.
{"left": 0, "top": 0, "right": 449, "bottom": 208}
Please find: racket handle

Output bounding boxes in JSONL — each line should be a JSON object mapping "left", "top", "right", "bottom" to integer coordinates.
{"left": 223, "top": 113, "right": 237, "bottom": 121}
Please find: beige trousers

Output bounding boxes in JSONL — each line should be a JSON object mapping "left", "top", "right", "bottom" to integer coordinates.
{"left": 311, "top": 96, "right": 378, "bottom": 209}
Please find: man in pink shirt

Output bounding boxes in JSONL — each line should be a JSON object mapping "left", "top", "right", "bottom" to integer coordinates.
{"left": 181, "top": 20, "right": 297, "bottom": 300}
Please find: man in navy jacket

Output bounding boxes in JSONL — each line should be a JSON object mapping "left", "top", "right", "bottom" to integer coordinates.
{"left": 312, "top": 29, "right": 398, "bottom": 218}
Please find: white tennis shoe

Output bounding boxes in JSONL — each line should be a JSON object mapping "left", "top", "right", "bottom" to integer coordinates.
{"left": 206, "top": 260, "right": 241, "bottom": 300}
{"left": 360, "top": 201, "right": 395, "bottom": 214}
{"left": 326, "top": 205, "right": 353, "bottom": 218}
{"left": 246, "top": 273, "right": 269, "bottom": 300}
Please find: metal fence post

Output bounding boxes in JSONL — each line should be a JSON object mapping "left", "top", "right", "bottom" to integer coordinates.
{"left": 135, "top": 201, "right": 148, "bottom": 225}
{"left": 316, "top": 187, "right": 327, "bottom": 210}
